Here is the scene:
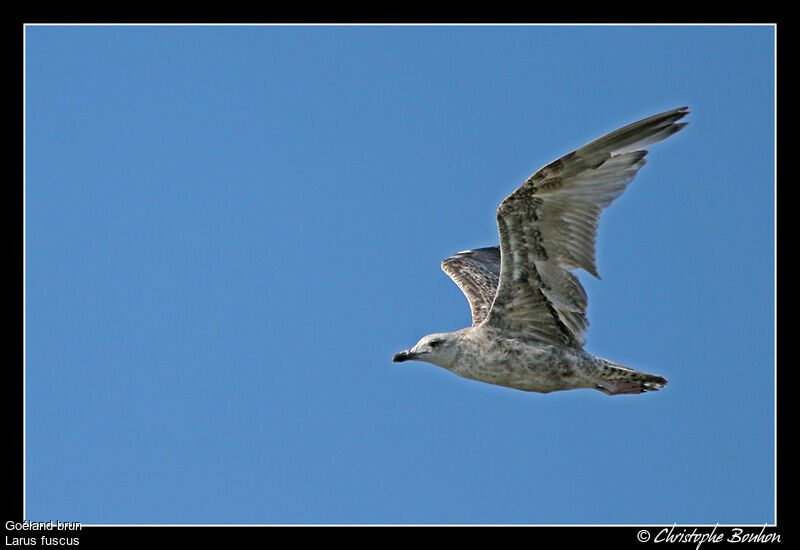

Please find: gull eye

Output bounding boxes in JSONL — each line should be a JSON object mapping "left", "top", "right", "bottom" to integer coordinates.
{"left": 429, "top": 339, "right": 443, "bottom": 349}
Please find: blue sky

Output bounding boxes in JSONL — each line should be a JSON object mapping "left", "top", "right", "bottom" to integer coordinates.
{"left": 25, "top": 25, "right": 774, "bottom": 525}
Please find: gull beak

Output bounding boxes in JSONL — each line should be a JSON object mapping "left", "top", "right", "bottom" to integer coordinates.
{"left": 392, "top": 350, "right": 413, "bottom": 363}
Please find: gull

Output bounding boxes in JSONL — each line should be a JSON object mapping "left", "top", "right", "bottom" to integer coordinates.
{"left": 392, "top": 107, "right": 688, "bottom": 395}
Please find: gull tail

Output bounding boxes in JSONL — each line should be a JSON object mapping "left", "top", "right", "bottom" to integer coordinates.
{"left": 591, "top": 358, "right": 667, "bottom": 396}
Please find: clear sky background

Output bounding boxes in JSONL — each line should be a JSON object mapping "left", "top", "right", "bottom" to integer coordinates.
{"left": 25, "top": 25, "right": 775, "bottom": 525}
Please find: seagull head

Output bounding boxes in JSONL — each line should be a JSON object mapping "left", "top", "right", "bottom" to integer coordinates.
{"left": 392, "top": 331, "right": 462, "bottom": 369}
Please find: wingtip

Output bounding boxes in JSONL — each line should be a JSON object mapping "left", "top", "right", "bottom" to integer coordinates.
{"left": 671, "top": 107, "right": 690, "bottom": 122}
{"left": 656, "top": 106, "right": 690, "bottom": 124}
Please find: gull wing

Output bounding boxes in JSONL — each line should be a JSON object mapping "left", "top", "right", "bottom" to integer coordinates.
{"left": 441, "top": 247, "right": 502, "bottom": 326}
{"left": 483, "top": 107, "right": 689, "bottom": 347}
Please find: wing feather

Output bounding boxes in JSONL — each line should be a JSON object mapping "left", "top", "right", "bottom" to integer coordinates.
{"left": 483, "top": 107, "right": 689, "bottom": 346}
{"left": 441, "top": 247, "right": 501, "bottom": 325}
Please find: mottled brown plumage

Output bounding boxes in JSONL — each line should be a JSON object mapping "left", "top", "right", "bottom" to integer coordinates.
{"left": 440, "top": 247, "right": 501, "bottom": 326}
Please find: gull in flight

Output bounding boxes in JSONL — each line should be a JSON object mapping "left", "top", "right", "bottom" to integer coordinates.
{"left": 393, "top": 107, "right": 689, "bottom": 395}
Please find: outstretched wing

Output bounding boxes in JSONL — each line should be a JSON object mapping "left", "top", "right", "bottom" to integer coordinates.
{"left": 483, "top": 107, "right": 689, "bottom": 347}
{"left": 441, "top": 247, "right": 502, "bottom": 325}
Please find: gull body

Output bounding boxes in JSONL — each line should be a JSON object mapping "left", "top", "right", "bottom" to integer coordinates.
{"left": 393, "top": 326, "right": 662, "bottom": 395}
